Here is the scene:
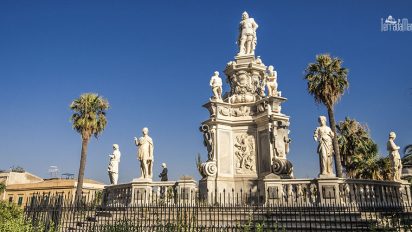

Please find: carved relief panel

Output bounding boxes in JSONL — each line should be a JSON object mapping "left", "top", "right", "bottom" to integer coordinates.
{"left": 234, "top": 133, "right": 256, "bottom": 174}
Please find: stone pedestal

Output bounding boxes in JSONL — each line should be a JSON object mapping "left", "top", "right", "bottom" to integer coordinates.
{"left": 176, "top": 176, "right": 198, "bottom": 202}
{"left": 397, "top": 180, "right": 412, "bottom": 204}
{"left": 130, "top": 178, "right": 153, "bottom": 204}
{"left": 104, "top": 178, "right": 201, "bottom": 206}
{"left": 259, "top": 173, "right": 282, "bottom": 204}
{"left": 316, "top": 177, "right": 341, "bottom": 204}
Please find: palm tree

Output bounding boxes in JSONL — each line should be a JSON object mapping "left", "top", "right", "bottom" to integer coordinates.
{"left": 337, "top": 117, "right": 371, "bottom": 170}
{"left": 403, "top": 145, "right": 412, "bottom": 165}
{"left": 304, "top": 54, "right": 349, "bottom": 177}
{"left": 402, "top": 145, "right": 412, "bottom": 182}
{"left": 70, "top": 93, "right": 109, "bottom": 201}
{"left": 337, "top": 117, "right": 391, "bottom": 180}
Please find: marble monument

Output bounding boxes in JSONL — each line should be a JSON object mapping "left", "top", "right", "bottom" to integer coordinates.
{"left": 199, "top": 12, "right": 293, "bottom": 196}
{"left": 387, "top": 131, "right": 402, "bottom": 181}
{"left": 108, "top": 144, "right": 121, "bottom": 185}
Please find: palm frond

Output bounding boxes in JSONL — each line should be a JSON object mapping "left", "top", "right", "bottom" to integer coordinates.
{"left": 304, "top": 54, "right": 349, "bottom": 108}
{"left": 70, "top": 93, "right": 110, "bottom": 140}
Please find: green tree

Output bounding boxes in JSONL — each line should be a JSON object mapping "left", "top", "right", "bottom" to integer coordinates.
{"left": 0, "top": 182, "right": 6, "bottom": 196}
{"left": 0, "top": 201, "right": 51, "bottom": 232}
{"left": 70, "top": 93, "right": 109, "bottom": 201}
{"left": 10, "top": 166, "right": 25, "bottom": 173}
{"left": 337, "top": 117, "right": 391, "bottom": 180}
{"left": 304, "top": 54, "right": 349, "bottom": 177}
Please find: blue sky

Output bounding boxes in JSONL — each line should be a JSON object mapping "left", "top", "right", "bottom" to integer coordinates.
{"left": 0, "top": 0, "right": 411, "bottom": 184}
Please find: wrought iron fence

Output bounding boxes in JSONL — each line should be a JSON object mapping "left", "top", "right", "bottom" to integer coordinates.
{"left": 24, "top": 187, "right": 412, "bottom": 232}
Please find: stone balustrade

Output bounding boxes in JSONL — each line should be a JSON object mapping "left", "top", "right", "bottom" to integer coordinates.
{"left": 261, "top": 176, "right": 411, "bottom": 206}
{"left": 103, "top": 177, "right": 198, "bottom": 206}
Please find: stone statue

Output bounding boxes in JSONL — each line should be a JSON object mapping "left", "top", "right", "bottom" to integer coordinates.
{"left": 134, "top": 127, "right": 154, "bottom": 179}
{"left": 159, "top": 163, "right": 168, "bottom": 181}
{"left": 237, "top": 11, "right": 258, "bottom": 55}
{"left": 265, "top": 65, "right": 278, "bottom": 97}
{"left": 159, "top": 163, "right": 168, "bottom": 198}
{"left": 200, "top": 124, "right": 214, "bottom": 161}
{"left": 209, "top": 71, "right": 223, "bottom": 101}
{"left": 108, "top": 144, "right": 121, "bottom": 185}
{"left": 313, "top": 116, "right": 335, "bottom": 177}
{"left": 387, "top": 132, "right": 402, "bottom": 181}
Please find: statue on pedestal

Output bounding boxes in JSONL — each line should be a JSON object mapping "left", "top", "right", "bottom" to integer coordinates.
{"left": 209, "top": 71, "right": 223, "bottom": 101}
{"left": 387, "top": 132, "right": 402, "bottom": 181}
{"left": 265, "top": 65, "right": 278, "bottom": 97}
{"left": 237, "top": 11, "right": 258, "bottom": 55}
{"left": 313, "top": 116, "right": 335, "bottom": 177}
{"left": 108, "top": 144, "right": 121, "bottom": 185}
{"left": 134, "top": 127, "right": 154, "bottom": 179}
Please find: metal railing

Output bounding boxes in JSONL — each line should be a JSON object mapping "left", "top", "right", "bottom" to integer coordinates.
{"left": 24, "top": 186, "right": 412, "bottom": 231}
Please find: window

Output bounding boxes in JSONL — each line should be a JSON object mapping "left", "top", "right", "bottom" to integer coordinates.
{"left": 18, "top": 196, "right": 23, "bottom": 206}
{"left": 8, "top": 196, "right": 13, "bottom": 203}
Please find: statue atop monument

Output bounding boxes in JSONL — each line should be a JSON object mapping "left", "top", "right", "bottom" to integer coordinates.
{"left": 108, "top": 144, "right": 121, "bottom": 185}
{"left": 209, "top": 71, "right": 223, "bottom": 101}
{"left": 265, "top": 65, "right": 278, "bottom": 97}
{"left": 387, "top": 131, "right": 402, "bottom": 181}
{"left": 237, "top": 11, "right": 258, "bottom": 56}
{"left": 313, "top": 116, "right": 335, "bottom": 177}
{"left": 134, "top": 127, "right": 154, "bottom": 179}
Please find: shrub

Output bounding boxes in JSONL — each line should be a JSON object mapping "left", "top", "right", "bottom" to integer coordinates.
{"left": 0, "top": 200, "right": 52, "bottom": 232}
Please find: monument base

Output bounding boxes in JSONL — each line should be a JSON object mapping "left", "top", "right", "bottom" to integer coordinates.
{"left": 315, "top": 177, "right": 341, "bottom": 203}
{"left": 103, "top": 177, "right": 198, "bottom": 206}
{"left": 199, "top": 176, "right": 259, "bottom": 203}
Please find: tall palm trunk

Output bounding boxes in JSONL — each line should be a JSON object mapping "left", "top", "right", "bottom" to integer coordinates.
{"left": 327, "top": 107, "right": 343, "bottom": 178}
{"left": 75, "top": 138, "right": 89, "bottom": 202}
